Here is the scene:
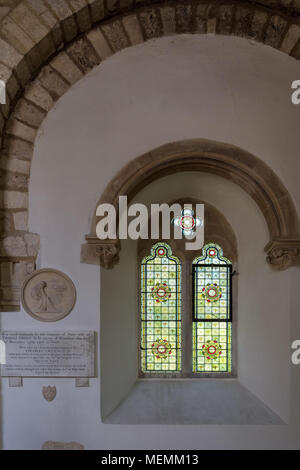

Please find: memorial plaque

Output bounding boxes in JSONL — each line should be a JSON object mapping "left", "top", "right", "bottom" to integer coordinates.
{"left": 21, "top": 268, "right": 76, "bottom": 322}
{"left": 0, "top": 331, "right": 95, "bottom": 377}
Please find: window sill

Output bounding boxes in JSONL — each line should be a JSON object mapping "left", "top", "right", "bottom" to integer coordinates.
{"left": 139, "top": 372, "right": 236, "bottom": 379}
{"left": 103, "top": 379, "right": 284, "bottom": 425}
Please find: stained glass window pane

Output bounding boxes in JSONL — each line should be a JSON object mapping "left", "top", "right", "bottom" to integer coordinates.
{"left": 192, "top": 243, "right": 232, "bottom": 373}
{"left": 193, "top": 322, "right": 232, "bottom": 372}
{"left": 141, "top": 242, "right": 181, "bottom": 373}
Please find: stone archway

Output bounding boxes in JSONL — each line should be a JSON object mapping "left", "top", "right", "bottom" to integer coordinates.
{"left": 0, "top": 0, "right": 300, "bottom": 310}
{"left": 82, "top": 139, "right": 300, "bottom": 271}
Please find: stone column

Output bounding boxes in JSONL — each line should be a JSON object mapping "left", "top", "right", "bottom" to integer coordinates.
{"left": 0, "top": 232, "right": 39, "bottom": 311}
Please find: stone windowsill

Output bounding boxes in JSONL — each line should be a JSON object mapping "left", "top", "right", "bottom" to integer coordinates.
{"left": 103, "top": 379, "right": 284, "bottom": 425}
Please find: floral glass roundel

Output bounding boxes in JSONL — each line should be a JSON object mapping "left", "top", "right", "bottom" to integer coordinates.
{"left": 152, "top": 282, "right": 172, "bottom": 303}
{"left": 151, "top": 338, "right": 172, "bottom": 360}
{"left": 201, "top": 283, "right": 222, "bottom": 303}
{"left": 173, "top": 208, "right": 203, "bottom": 237}
{"left": 202, "top": 340, "right": 222, "bottom": 360}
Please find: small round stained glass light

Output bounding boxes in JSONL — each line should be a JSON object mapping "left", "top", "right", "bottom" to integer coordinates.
{"left": 152, "top": 282, "right": 171, "bottom": 303}
{"left": 173, "top": 208, "right": 203, "bottom": 237}
{"left": 152, "top": 338, "right": 172, "bottom": 360}
{"left": 157, "top": 247, "right": 167, "bottom": 257}
{"left": 201, "top": 283, "right": 222, "bottom": 303}
{"left": 202, "top": 340, "right": 222, "bottom": 360}
{"left": 208, "top": 248, "right": 217, "bottom": 258}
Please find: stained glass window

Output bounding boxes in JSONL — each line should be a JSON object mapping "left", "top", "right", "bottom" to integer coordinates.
{"left": 192, "top": 243, "right": 232, "bottom": 373}
{"left": 140, "top": 242, "right": 181, "bottom": 373}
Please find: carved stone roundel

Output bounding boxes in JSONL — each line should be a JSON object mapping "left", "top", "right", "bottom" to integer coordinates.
{"left": 21, "top": 269, "right": 76, "bottom": 322}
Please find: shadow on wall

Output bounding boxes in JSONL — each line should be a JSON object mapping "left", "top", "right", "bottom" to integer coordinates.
{"left": 100, "top": 237, "right": 138, "bottom": 420}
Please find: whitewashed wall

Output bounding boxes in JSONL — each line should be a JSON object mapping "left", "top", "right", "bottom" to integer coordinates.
{"left": 1, "top": 35, "right": 300, "bottom": 449}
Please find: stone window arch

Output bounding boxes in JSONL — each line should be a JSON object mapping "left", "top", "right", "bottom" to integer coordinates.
{"left": 83, "top": 139, "right": 300, "bottom": 273}
{"left": 94, "top": 159, "right": 289, "bottom": 423}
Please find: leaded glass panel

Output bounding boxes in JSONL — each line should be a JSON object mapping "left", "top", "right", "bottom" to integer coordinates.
{"left": 192, "top": 243, "right": 232, "bottom": 373}
{"left": 141, "top": 242, "right": 181, "bottom": 372}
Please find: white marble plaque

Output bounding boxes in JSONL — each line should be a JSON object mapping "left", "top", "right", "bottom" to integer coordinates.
{"left": 0, "top": 331, "right": 95, "bottom": 377}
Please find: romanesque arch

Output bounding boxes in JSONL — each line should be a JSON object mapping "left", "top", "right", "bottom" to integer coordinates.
{"left": 0, "top": 0, "right": 299, "bottom": 310}
{"left": 82, "top": 139, "right": 300, "bottom": 272}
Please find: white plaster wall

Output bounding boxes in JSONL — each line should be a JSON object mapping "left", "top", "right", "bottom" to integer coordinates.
{"left": 1, "top": 35, "right": 300, "bottom": 449}
{"left": 100, "top": 237, "right": 138, "bottom": 419}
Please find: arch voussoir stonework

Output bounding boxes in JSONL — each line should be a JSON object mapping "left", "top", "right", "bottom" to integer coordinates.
{"left": 82, "top": 139, "right": 300, "bottom": 272}
{"left": 0, "top": 0, "right": 300, "bottom": 310}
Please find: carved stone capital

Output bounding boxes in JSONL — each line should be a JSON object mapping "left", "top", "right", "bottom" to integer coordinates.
{"left": 81, "top": 238, "right": 120, "bottom": 269}
{"left": 265, "top": 239, "right": 300, "bottom": 271}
